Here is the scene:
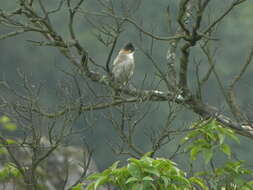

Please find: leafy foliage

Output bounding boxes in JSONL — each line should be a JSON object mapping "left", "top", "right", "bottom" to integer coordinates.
{"left": 0, "top": 115, "right": 17, "bottom": 131}
{"left": 83, "top": 119, "right": 253, "bottom": 190}
{"left": 195, "top": 161, "right": 253, "bottom": 190}
{"left": 72, "top": 183, "right": 86, "bottom": 190}
{"left": 0, "top": 116, "right": 20, "bottom": 183}
{"left": 0, "top": 163, "right": 21, "bottom": 182}
{"left": 182, "top": 119, "right": 239, "bottom": 163}
{"left": 85, "top": 153, "right": 207, "bottom": 190}
{"left": 0, "top": 116, "right": 17, "bottom": 145}
{"left": 0, "top": 116, "right": 252, "bottom": 190}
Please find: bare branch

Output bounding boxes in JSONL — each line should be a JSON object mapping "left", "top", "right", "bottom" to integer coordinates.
{"left": 227, "top": 46, "right": 253, "bottom": 122}
{"left": 204, "top": 0, "right": 248, "bottom": 34}
{"left": 105, "top": 34, "right": 119, "bottom": 75}
{"left": 0, "top": 29, "right": 29, "bottom": 40}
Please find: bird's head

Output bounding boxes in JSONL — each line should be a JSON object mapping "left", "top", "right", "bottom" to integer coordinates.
{"left": 120, "top": 43, "right": 135, "bottom": 55}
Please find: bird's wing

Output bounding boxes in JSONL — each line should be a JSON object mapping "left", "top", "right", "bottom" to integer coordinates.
{"left": 114, "top": 60, "right": 134, "bottom": 78}
{"left": 112, "top": 55, "right": 124, "bottom": 66}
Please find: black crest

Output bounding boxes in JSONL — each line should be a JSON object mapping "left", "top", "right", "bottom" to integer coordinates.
{"left": 123, "top": 43, "right": 135, "bottom": 52}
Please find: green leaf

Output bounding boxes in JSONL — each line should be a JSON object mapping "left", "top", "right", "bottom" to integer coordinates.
{"left": 3, "top": 123, "right": 17, "bottom": 131}
{"left": 246, "top": 180, "right": 253, "bottom": 185}
{"left": 86, "top": 183, "right": 95, "bottom": 190}
{"left": 110, "top": 161, "right": 120, "bottom": 170}
{"left": 128, "top": 163, "right": 142, "bottom": 179}
{"left": 0, "top": 147, "right": 7, "bottom": 155}
{"left": 86, "top": 173, "right": 103, "bottom": 180}
{"left": 6, "top": 139, "right": 16, "bottom": 145}
{"left": 132, "top": 183, "right": 143, "bottom": 190}
{"left": 141, "top": 156, "right": 154, "bottom": 165}
{"left": 0, "top": 170, "right": 8, "bottom": 180}
{"left": 0, "top": 163, "right": 21, "bottom": 180}
{"left": 94, "top": 176, "right": 108, "bottom": 190}
{"left": 142, "top": 152, "right": 153, "bottom": 158}
{"left": 170, "top": 175, "right": 190, "bottom": 185}
{"left": 142, "top": 176, "right": 153, "bottom": 181}
{"left": 234, "top": 177, "right": 246, "bottom": 186}
{"left": 161, "top": 176, "right": 169, "bottom": 188}
{"left": 181, "top": 136, "right": 190, "bottom": 143}
{"left": 111, "top": 167, "right": 128, "bottom": 177}
{"left": 203, "top": 149, "right": 213, "bottom": 164}
{"left": 201, "top": 129, "right": 217, "bottom": 141}
{"left": 126, "top": 177, "right": 139, "bottom": 184}
{"left": 217, "top": 133, "right": 225, "bottom": 145}
{"left": 182, "top": 131, "right": 199, "bottom": 143}
{"left": 168, "top": 184, "right": 178, "bottom": 190}
{"left": 228, "top": 133, "right": 240, "bottom": 144}
{"left": 143, "top": 167, "right": 160, "bottom": 177}
{"left": 150, "top": 183, "right": 157, "bottom": 190}
{"left": 207, "top": 119, "right": 218, "bottom": 129}
{"left": 128, "top": 158, "right": 141, "bottom": 166}
{"left": 189, "top": 177, "right": 208, "bottom": 190}
{"left": 71, "top": 183, "right": 84, "bottom": 190}
{"left": 190, "top": 146, "right": 202, "bottom": 160}
{"left": 217, "top": 126, "right": 240, "bottom": 143}
{"left": 0, "top": 116, "right": 10, "bottom": 123}
{"left": 245, "top": 181, "right": 253, "bottom": 189}
{"left": 220, "top": 144, "right": 231, "bottom": 157}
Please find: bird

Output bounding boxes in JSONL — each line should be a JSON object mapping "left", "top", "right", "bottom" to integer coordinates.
{"left": 112, "top": 42, "right": 135, "bottom": 86}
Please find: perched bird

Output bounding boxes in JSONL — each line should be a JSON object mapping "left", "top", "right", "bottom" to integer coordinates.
{"left": 112, "top": 43, "right": 135, "bottom": 85}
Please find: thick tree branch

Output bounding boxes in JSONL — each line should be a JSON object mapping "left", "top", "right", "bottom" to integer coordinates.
{"left": 179, "top": 43, "right": 191, "bottom": 93}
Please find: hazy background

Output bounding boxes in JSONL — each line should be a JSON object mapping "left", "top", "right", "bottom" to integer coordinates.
{"left": 1, "top": 0, "right": 253, "bottom": 170}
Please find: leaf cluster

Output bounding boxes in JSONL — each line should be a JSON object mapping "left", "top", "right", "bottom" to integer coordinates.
{"left": 83, "top": 153, "right": 206, "bottom": 190}
{"left": 80, "top": 119, "right": 253, "bottom": 190}
{"left": 182, "top": 119, "right": 239, "bottom": 163}
{"left": 0, "top": 162, "right": 21, "bottom": 182}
